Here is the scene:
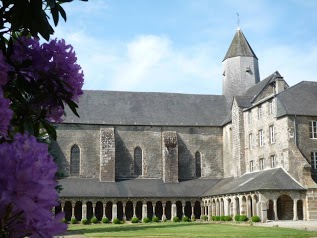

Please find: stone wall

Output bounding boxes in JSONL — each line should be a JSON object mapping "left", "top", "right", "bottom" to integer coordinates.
{"left": 54, "top": 124, "right": 223, "bottom": 181}
{"left": 53, "top": 123, "right": 100, "bottom": 178}
{"left": 243, "top": 99, "right": 290, "bottom": 173}
{"left": 222, "top": 123, "right": 233, "bottom": 178}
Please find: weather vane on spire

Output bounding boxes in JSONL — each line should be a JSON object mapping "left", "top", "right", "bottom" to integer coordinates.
{"left": 236, "top": 13, "right": 240, "bottom": 28}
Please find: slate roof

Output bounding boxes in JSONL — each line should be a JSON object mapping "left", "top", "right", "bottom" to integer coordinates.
{"left": 223, "top": 28, "right": 258, "bottom": 61}
{"left": 63, "top": 91, "right": 229, "bottom": 126}
{"left": 202, "top": 168, "right": 305, "bottom": 197}
{"left": 276, "top": 81, "right": 317, "bottom": 117}
{"left": 244, "top": 71, "right": 281, "bottom": 103}
{"left": 59, "top": 178, "right": 220, "bottom": 198}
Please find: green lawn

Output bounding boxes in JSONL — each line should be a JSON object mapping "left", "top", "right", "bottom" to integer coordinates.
{"left": 67, "top": 222, "right": 317, "bottom": 238}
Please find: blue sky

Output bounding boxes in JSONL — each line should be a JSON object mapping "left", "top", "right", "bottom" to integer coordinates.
{"left": 54, "top": 0, "right": 317, "bottom": 95}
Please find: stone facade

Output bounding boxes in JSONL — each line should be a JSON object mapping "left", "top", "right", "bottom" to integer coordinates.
{"left": 54, "top": 27, "right": 317, "bottom": 222}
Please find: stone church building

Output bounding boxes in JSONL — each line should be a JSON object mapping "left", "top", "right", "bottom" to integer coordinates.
{"left": 53, "top": 28, "right": 317, "bottom": 222}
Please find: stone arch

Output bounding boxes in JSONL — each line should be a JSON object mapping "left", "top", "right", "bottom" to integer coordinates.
{"left": 70, "top": 145, "right": 80, "bottom": 176}
{"left": 241, "top": 196, "right": 247, "bottom": 215}
{"left": 277, "top": 195, "right": 293, "bottom": 220}
{"left": 134, "top": 147, "right": 143, "bottom": 176}
{"left": 176, "top": 201, "right": 182, "bottom": 219}
{"left": 211, "top": 199, "right": 216, "bottom": 216}
{"left": 227, "top": 198, "right": 232, "bottom": 216}
{"left": 194, "top": 201, "right": 201, "bottom": 219}
{"left": 267, "top": 200, "right": 274, "bottom": 220}
{"left": 117, "top": 201, "right": 123, "bottom": 220}
{"left": 105, "top": 201, "right": 113, "bottom": 220}
{"left": 166, "top": 201, "right": 172, "bottom": 220}
{"left": 235, "top": 197, "right": 240, "bottom": 215}
{"left": 155, "top": 201, "right": 163, "bottom": 219}
{"left": 95, "top": 201, "right": 103, "bottom": 221}
{"left": 220, "top": 198, "right": 224, "bottom": 216}
{"left": 64, "top": 201, "right": 72, "bottom": 221}
{"left": 86, "top": 202, "right": 93, "bottom": 220}
{"left": 147, "top": 201, "right": 153, "bottom": 219}
{"left": 74, "top": 201, "right": 82, "bottom": 221}
{"left": 195, "top": 151, "right": 201, "bottom": 177}
{"left": 185, "top": 201, "right": 191, "bottom": 218}
{"left": 136, "top": 201, "right": 143, "bottom": 220}
{"left": 297, "top": 200, "right": 303, "bottom": 220}
{"left": 126, "top": 201, "right": 133, "bottom": 221}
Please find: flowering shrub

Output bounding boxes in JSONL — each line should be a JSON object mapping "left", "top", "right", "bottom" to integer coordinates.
{"left": 0, "top": 1, "right": 85, "bottom": 237}
{"left": 0, "top": 133, "right": 67, "bottom": 237}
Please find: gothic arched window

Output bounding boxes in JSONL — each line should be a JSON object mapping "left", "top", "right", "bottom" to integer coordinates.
{"left": 134, "top": 147, "right": 143, "bottom": 176}
{"left": 195, "top": 151, "right": 201, "bottom": 178}
{"left": 70, "top": 145, "right": 80, "bottom": 176}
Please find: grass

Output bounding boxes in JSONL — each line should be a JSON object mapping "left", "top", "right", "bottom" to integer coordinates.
{"left": 66, "top": 222, "right": 317, "bottom": 238}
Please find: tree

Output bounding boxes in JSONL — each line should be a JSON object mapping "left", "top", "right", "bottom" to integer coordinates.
{"left": 0, "top": 0, "right": 87, "bottom": 237}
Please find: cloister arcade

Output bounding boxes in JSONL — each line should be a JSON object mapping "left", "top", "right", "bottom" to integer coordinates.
{"left": 55, "top": 198, "right": 203, "bottom": 221}
{"left": 56, "top": 192, "right": 305, "bottom": 222}
{"left": 202, "top": 191, "right": 305, "bottom": 221}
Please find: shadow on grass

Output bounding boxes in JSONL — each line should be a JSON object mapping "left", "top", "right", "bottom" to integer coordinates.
{"left": 67, "top": 222, "right": 204, "bottom": 235}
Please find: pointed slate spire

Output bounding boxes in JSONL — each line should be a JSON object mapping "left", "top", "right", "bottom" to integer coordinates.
{"left": 223, "top": 28, "right": 258, "bottom": 61}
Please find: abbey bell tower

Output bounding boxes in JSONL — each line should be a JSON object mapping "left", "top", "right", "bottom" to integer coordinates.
{"left": 222, "top": 28, "right": 260, "bottom": 103}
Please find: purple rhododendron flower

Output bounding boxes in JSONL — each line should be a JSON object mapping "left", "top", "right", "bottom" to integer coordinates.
{"left": 0, "top": 95, "right": 13, "bottom": 138}
{"left": 0, "top": 133, "right": 67, "bottom": 237}
{"left": 11, "top": 37, "right": 84, "bottom": 123}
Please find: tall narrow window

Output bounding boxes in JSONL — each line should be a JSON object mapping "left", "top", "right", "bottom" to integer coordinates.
{"left": 195, "top": 151, "right": 201, "bottom": 178}
{"left": 134, "top": 147, "right": 143, "bottom": 176}
{"left": 269, "top": 100, "right": 273, "bottom": 115}
{"left": 269, "top": 125, "right": 275, "bottom": 144}
{"left": 70, "top": 145, "right": 80, "bottom": 176}
{"left": 250, "top": 160, "right": 254, "bottom": 172}
{"left": 309, "top": 121, "right": 317, "bottom": 139}
{"left": 311, "top": 152, "right": 317, "bottom": 170}
{"left": 259, "top": 129, "right": 264, "bottom": 147}
{"left": 271, "top": 155, "right": 276, "bottom": 168}
{"left": 249, "top": 133, "right": 253, "bottom": 150}
{"left": 258, "top": 106, "right": 262, "bottom": 119}
{"left": 259, "top": 158, "right": 264, "bottom": 170}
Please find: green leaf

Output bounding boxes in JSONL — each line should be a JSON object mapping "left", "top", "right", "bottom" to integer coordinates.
{"left": 51, "top": 6, "right": 59, "bottom": 26}
{"left": 41, "top": 120, "right": 57, "bottom": 140}
{"left": 65, "top": 99, "right": 80, "bottom": 118}
{"left": 57, "top": 4, "right": 67, "bottom": 22}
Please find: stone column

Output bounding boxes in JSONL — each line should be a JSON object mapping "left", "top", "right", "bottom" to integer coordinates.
{"left": 71, "top": 203, "right": 75, "bottom": 219}
{"left": 201, "top": 205, "right": 205, "bottom": 217}
{"left": 171, "top": 203, "right": 177, "bottom": 218}
{"left": 191, "top": 205, "right": 195, "bottom": 220}
{"left": 152, "top": 204, "right": 156, "bottom": 218}
{"left": 204, "top": 205, "right": 208, "bottom": 217}
{"left": 247, "top": 199, "right": 252, "bottom": 218}
{"left": 273, "top": 199, "right": 278, "bottom": 221}
{"left": 122, "top": 203, "right": 126, "bottom": 221}
{"left": 112, "top": 203, "right": 117, "bottom": 221}
{"left": 215, "top": 201, "right": 219, "bottom": 216}
{"left": 82, "top": 203, "right": 87, "bottom": 220}
{"left": 162, "top": 204, "right": 166, "bottom": 220}
{"left": 133, "top": 202, "right": 136, "bottom": 218}
{"left": 224, "top": 199, "right": 229, "bottom": 216}
{"left": 142, "top": 203, "right": 147, "bottom": 220}
{"left": 252, "top": 198, "right": 257, "bottom": 216}
{"left": 61, "top": 203, "right": 65, "bottom": 213}
{"left": 92, "top": 203, "right": 96, "bottom": 218}
{"left": 293, "top": 199, "right": 298, "bottom": 221}
{"left": 103, "top": 203, "right": 107, "bottom": 218}
{"left": 208, "top": 204, "right": 212, "bottom": 221}
{"left": 232, "top": 198, "right": 236, "bottom": 216}
{"left": 52, "top": 206, "right": 55, "bottom": 215}
{"left": 239, "top": 196, "right": 246, "bottom": 215}
{"left": 212, "top": 202, "right": 216, "bottom": 216}
{"left": 182, "top": 202, "right": 185, "bottom": 218}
